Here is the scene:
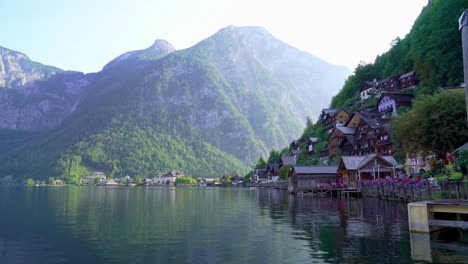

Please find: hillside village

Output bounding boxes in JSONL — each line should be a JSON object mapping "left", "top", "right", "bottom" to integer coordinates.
{"left": 248, "top": 68, "right": 467, "bottom": 199}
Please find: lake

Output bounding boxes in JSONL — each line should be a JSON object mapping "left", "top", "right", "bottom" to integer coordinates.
{"left": 0, "top": 186, "right": 467, "bottom": 263}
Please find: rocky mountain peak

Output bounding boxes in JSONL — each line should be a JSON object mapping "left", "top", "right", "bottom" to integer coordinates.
{"left": 0, "top": 46, "right": 62, "bottom": 89}
{"left": 104, "top": 39, "right": 175, "bottom": 69}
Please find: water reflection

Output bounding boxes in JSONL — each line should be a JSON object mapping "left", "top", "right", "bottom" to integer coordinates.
{"left": 0, "top": 186, "right": 466, "bottom": 264}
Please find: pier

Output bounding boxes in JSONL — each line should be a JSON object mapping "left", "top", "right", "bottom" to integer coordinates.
{"left": 408, "top": 199, "right": 468, "bottom": 233}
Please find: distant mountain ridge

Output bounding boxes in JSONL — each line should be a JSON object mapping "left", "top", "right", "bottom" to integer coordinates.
{"left": 0, "top": 26, "right": 350, "bottom": 180}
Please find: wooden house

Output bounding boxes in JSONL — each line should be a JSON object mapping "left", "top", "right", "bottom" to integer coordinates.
{"left": 254, "top": 169, "right": 268, "bottom": 182}
{"left": 323, "top": 109, "right": 350, "bottom": 131}
{"left": 377, "top": 92, "right": 414, "bottom": 117}
{"left": 280, "top": 156, "right": 296, "bottom": 168}
{"left": 360, "top": 80, "right": 379, "bottom": 101}
{"left": 339, "top": 135, "right": 356, "bottom": 156}
{"left": 374, "top": 125, "right": 393, "bottom": 155}
{"left": 266, "top": 164, "right": 280, "bottom": 177}
{"left": 345, "top": 111, "right": 380, "bottom": 128}
{"left": 288, "top": 166, "right": 339, "bottom": 194}
{"left": 338, "top": 155, "right": 399, "bottom": 188}
{"left": 327, "top": 126, "right": 356, "bottom": 157}
{"left": 379, "top": 75, "right": 401, "bottom": 91}
{"left": 353, "top": 115, "right": 390, "bottom": 156}
{"left": 399, "top": 71, "right": 418, "bottom": 89}
{"left": 306, "top": 137, "right": 318, "bottom": 156}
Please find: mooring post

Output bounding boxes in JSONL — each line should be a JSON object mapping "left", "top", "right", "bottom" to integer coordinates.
{"left": 459, "top": 10, "right": 468, "bottom": 124}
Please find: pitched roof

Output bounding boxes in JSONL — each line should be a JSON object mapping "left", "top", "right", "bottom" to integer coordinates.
{"left": 322, "top": 108, "right": 337, "bottom": 115}
{"left": 341, "top": 154, "right": 399, "bottom": 170}
{"left": 377, "top": 92, "right": 414, "bottom": 106}
{"left": 293, "top": 166, "right": 338, "bottom": 175}
{"left": 379, "top": 74, "right": 400, "bottom": 84}
{"left": 399, "top": 71, "right": 416, "bottom": 79}
{"left": 255, "top": 169, "right": 268, "bottom": 179}
{"left": 341, "top": 135, "right": 355, "bottom": 146}
{"left": 281, "top": 156, "right": 296, "bottom": 166}
{"left": 309, "top": 137, "right": 318, "bottom": 143}
{"left": 336, "top": 126, "right": 356, "bottom": 135}
{"left": 330, "top": 108, "right": 349, "bottom": 117}
{"left": 455, "top": 142, "right": 468, "bottom": 152}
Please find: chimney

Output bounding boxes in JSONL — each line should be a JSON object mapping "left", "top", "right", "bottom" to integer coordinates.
{"left": 460, "top": 10, "right": 468, "bottom": 125}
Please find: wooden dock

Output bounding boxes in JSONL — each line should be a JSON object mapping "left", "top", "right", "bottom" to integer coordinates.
{"left": 408, "top": 199, "right": 468, "bottom": 233}
{"left": 297, "top": 188, "right": 361, "bottom": 198}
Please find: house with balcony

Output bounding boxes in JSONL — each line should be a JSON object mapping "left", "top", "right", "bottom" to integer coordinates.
{"left": 360, "top": 80, "right": 379, "bottom": 101}
{"left": 379, "top": 74, "right": 401, "bottom": 92}
{"left": 322, "top": 108, "right": 350, "bottom": 131}
{"left": 377, "top": 92, "right": 414, "bottom": 117}
{"left": 399, "top": 71, "right": 419, "bottom": 89}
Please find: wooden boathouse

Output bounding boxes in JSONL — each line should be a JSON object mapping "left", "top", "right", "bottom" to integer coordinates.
{"left": 288, "top": 166, "right": 339, "bottom": 195}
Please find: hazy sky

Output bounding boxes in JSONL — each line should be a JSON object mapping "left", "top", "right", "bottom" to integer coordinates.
{"left": 2, "top": 0, "right": 428, "bottom": 73}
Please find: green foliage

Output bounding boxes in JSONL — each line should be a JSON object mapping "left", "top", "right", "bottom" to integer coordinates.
{"left": 94, "top": 177, "right": 101, "bottom": 185}
{"left": 266, "top": 149, "right": 281, "bottom": 164}
{"left": 134, "top": 175, "right": 142, "bottom": 185}
{"left": 455, "top": 148, "right": 468, "bottom": 175}
{"left": 26, "top": 179, "right": 35, "bottom": 186}
{"left": 450, "top": 171, "right": 463, "bottom": 180}
{"left": 254, "top": 157, "right": 267, "bottom": 169}
{"left": 174, "top": 176, "right": 197, "bottom": 185}
{"left": 278, "top": 165, "right": 292, "bottom": 180}
{"left": 392, "top": 91, "right": 468, "bottom": 157}
{"left": 243, "top": 173, "right": 251, "bottom": 183}
{"left": 327, "top": 155, "right": 342, "bottom": 166}
{"left": 48, "top": 177, "right": 55, "bottom": 185}
{"left": 221, "top": 176, "right": 232, "bottom": 184}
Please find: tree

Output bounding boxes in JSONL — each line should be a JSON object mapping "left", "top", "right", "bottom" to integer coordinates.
{"left": 26, "top": 179, "right": 35, "bottom": 186}
{"left": 254, "top": 157, "right": 267, "bottom": 169}
{"left": 266, "top": 149, "right": 281, "bottom": 164}
{"left": 392, "top": 91, "right": 468, "bottom": 157}
{"left": 134, "top": 175, "right": 142, "bottom": 185}
{"left": 48, "top": 177, "right": 55, "bottom": 185}
{"left": 94, "top": 177, "right": 101, "bottom": 185}
{"left": 278, "top": 165, "right": 293, "bottom": 180}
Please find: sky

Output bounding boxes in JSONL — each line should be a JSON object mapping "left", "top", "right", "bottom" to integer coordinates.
{"left": 1, "top": 0, "right": 429, "bottom": 74}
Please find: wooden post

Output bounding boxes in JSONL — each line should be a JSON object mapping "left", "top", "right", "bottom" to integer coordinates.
{"left": 459, "top": 10, "right": 468, "bottom": 124}
{"left": 408, "top": 202, "right": 430, "bottom": 233}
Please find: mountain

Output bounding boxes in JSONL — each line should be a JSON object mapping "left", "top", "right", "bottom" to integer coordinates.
{"left": 0, "top": 26, "right": 350, "bottom": 180}
{"left": 0, "top": 46, "right": 62, "bottom": 88}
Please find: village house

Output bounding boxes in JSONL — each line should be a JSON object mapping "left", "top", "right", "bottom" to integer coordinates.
{"left": 153, "top": 171, "right": 184, "bottom": 184}
{"left": 377, "top": 92, "right": 414, "bottom": 117}
{"left": 54, "top": 178, "right": 63, "bottom": 185}
{"left": 322, "top": 109, "right": 350, "bottom": 131}
{"left": 288, "top": 166, "right": 339, "bottom": 194}
{"left": 280, "top": 156, "right": 296, "bottom": 169}
{"left": 379, "top": 74, "right": 401, "bottom": 92}
{"left": 374, "top": 125, "right": 394, "bottom": 155}
{"left": 327, "top": 126, "right": 356, "bottom": 157}
{"left": 353, "top": 114, "right": 390, "bottom": 156}
{"left": 338, "top": 155, "right": 399, "bottom": 188}
{"left": 339, "top": 134, "right": 356, "bottom": 156}
{"left": 81, "top": 172, "right": 106, "bottom": 184}
{"left": 306, "top": 137, "right": 318, "bottom": 156}
{"left": 319, "top": 148, "right": 329, "bottom": 163}
{"left": 403, "top": 157, "right": 432, "bottom": 175}
{"left": 252, "top": 169, "right": 268, "bottom": 182}
{"left": 360, "top": 80, "right": 379, "bottom": 101}
{"left": 266, "top": 164, "right": 279, "bottom": 178}
{"left": 399, "top": 71, "right": 419, "bottom": 89}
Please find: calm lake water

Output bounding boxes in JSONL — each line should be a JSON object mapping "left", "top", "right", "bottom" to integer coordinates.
{"left": 0, "top": 186, "right": 467, "bottom": 264}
